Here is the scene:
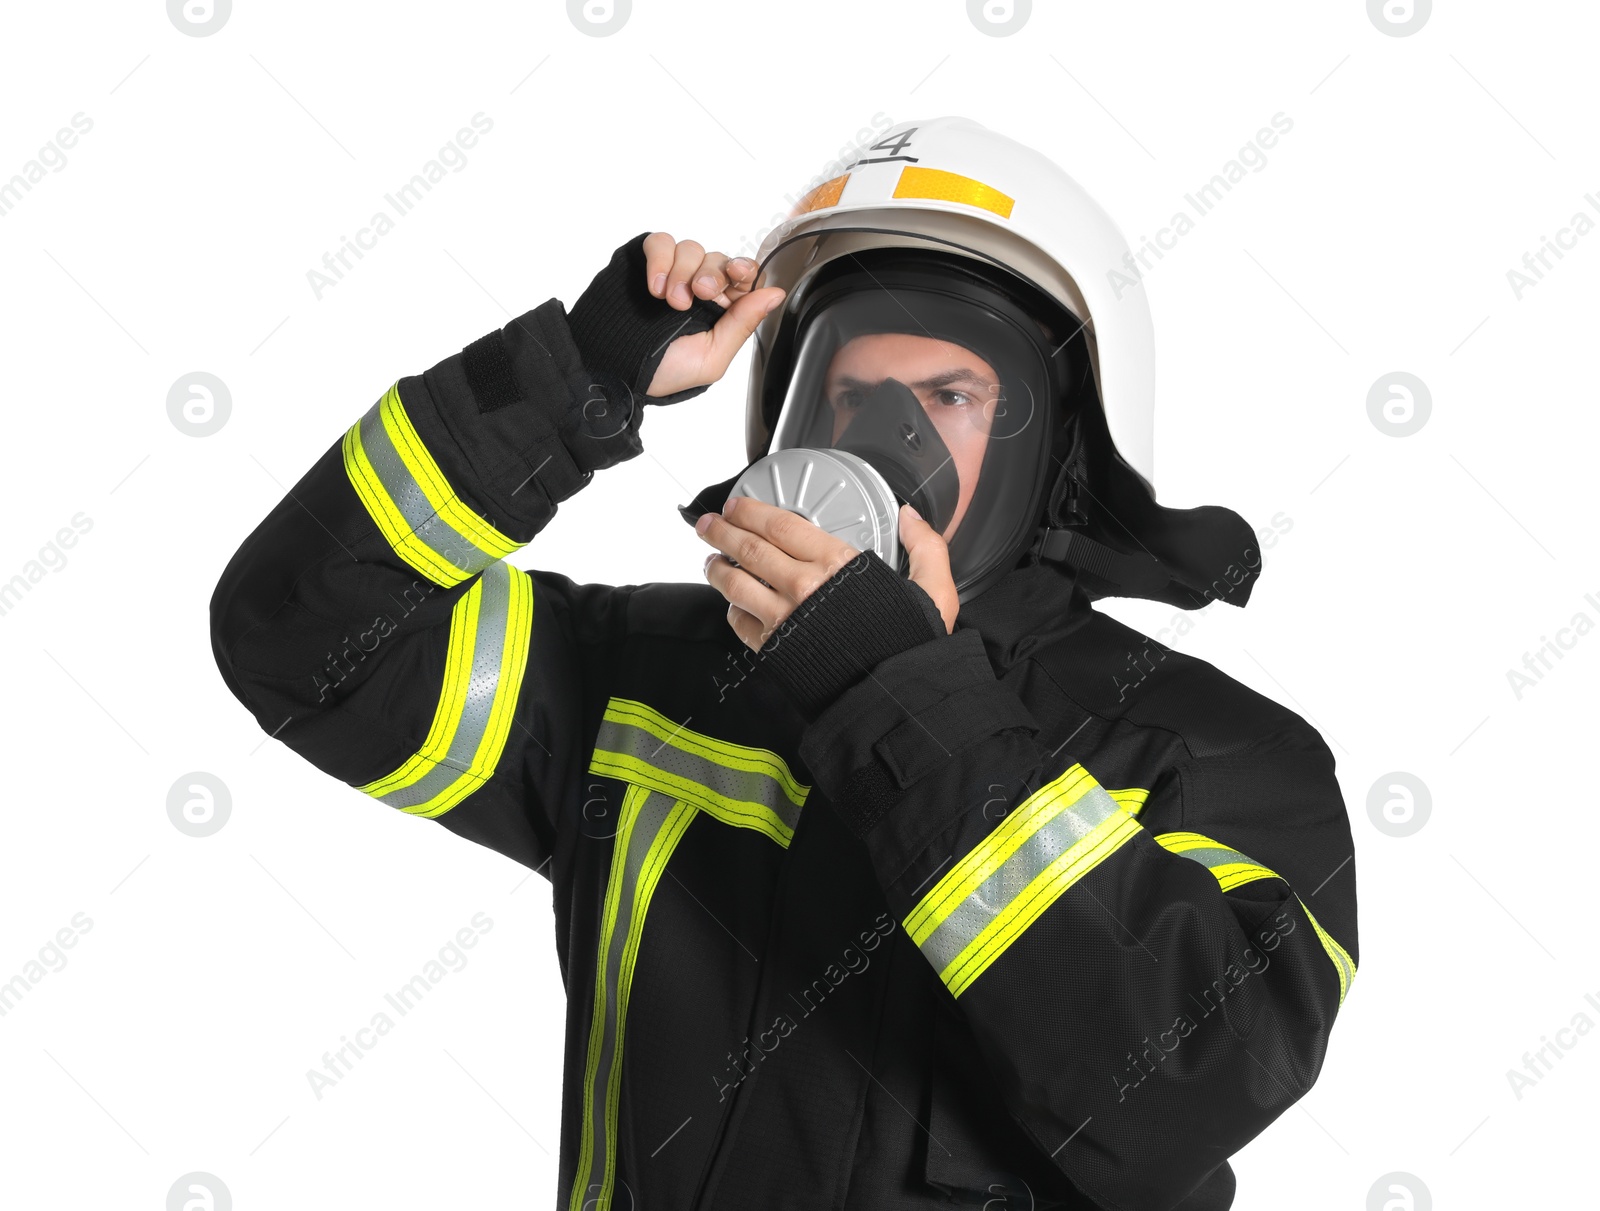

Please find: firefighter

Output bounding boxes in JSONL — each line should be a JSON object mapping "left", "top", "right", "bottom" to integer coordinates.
{"left": 212, "top": 117, "right": 1357, "bottom": 1210}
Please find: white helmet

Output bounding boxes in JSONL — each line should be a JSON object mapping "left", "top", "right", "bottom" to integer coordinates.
{"left": 691, "top": 116, "right": 1260, "bottom": 610}
{"left": 746, "top": 115, "right": 1155, "bottom": 486}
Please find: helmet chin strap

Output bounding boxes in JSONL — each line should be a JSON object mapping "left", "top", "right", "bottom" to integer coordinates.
{"left": 1030, "top": 444, "right": 1172, "bottom": 597}
{"left": 1030, "top": 527, "right": 1171, "bottom": 596}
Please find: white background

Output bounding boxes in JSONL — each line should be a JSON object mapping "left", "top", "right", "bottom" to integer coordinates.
{"left": 1, "top": 1, "right": 1594, "bottom": 1207}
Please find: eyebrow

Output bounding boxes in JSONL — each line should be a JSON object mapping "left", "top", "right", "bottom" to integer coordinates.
{"left": 831, "top": 368, "right": 993, "bottom": 391}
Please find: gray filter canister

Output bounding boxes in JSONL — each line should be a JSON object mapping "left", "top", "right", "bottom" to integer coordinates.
{"left": 727, "top": 448, "right": 903, "bottom": 571}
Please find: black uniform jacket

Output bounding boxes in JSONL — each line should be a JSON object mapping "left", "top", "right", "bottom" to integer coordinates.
{"left": 211, "top": 297, "right": 1358, "bottom": 1211}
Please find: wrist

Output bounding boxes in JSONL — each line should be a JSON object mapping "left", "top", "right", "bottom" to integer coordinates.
{"left": 758, "top": 551, "right": 947, "bottom": 720}
{"left": 567, "top": 232, "right": 725, "bottom": 402}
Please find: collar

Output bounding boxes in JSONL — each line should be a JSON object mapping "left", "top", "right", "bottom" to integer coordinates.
{"left": 954, "top": 554, "right": 1097, "bottom": 675}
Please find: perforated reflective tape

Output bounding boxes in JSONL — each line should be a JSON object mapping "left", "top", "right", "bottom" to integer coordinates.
{"left": 569, "top": 786, "right": 696, "bottom": 1211}
{"left": 907, "top": 764, "right": 1140, "bottom": 998}
{"left": 893, "top": 165, "right": 1015, "bottom": 219}
{"left": 342, "top": 383, "right": 523, "bottom": 587}
{"left": 1156, "top": 830, "right": 1357, "bottom": 1005}
{"left": 588, "top": 698, "right": 808, "bottom": 848}
{"left": 359, "top": 560, "right": 533, "bottom": 817}
{"left": 569, "top": 704, "right": 805, "bottom": 1206}
{"left": 1154, "top": 832, "right": 1280, "bottom": 892}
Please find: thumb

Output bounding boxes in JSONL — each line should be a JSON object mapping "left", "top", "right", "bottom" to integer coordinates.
{"left": 701, "top": 286, "right": 785, "bottom": 379}
{"left": 899, "top": 504, "right": 958, "bottom": 634}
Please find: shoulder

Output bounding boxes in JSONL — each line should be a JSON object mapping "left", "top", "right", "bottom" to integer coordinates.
{"left": 1033, "top": 608, "right": 1321, "bottom": 760}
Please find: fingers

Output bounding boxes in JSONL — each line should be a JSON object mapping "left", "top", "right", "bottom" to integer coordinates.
{"left": 696, "top": 497, "right": 857, "bottom": 602}
{"left": 642, "top": 232, "right": 760, "bottom": 310}
{"left": 723, "top": 496, "right": 855, "bottom": 565}
{"left": 643, "top": 232, "right": 677, "bottom": 299}
{"left": 699, "top": 253, "right": 760, "bottom": 307}
{"left": 725, "top": 603, "right": 769, "bottom": 652}
{"left": 705, "top": 555, "right": 787, "bottom": 647}
{"left": 696, "top": 509, "right": 803, "bottom": 599}
{"left": 899, "top": 504, "right": 959, "bottom": 633}
{"left": 663, "top": 239, "right": 706, "bottom": 308}
{"left": 724, "top": 255, "right": 759, "bottom": 301}
{"left": 693, "top": 252, "right": 734, "bottom": 306}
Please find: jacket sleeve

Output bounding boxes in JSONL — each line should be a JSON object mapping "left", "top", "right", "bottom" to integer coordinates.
{"left": 791, "top": 625, "right": 1358, "bottom": 1211}
{"left": 210, "top": 299, "right": 652, "bottom": 874}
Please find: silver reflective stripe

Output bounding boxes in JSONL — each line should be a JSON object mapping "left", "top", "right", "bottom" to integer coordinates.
{"left": 570, "top": 788, "right": 693, "bottom": 1211}
{"left": 594, "top": 716, "right": 803, "bottom": 836}
{"left": 356, "top": 400, "right": 499, "bottom": 580}
{"left": 1173, "top": 843, "right": 1252, "bottom": 872}
{"left": 918, "top": 784, "right": 1123, "bottom": 977}
{"left": 371, "top": 560, "right": 513, "bottom": 811}
{"left": 1155, "top": 833, "right": 1279, "bottom": 891}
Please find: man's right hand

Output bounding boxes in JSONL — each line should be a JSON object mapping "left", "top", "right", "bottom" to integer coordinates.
{"left": 642, "top": 232, "right": 785, "bottom": 398}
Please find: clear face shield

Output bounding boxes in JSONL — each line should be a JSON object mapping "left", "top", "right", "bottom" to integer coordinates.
{"left": 731, "top": 270, "right": 1064, "bottom": 597}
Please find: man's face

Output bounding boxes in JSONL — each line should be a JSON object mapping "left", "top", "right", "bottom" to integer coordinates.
{"left": 823, "top": 333, "right": 998, "bottom": 539}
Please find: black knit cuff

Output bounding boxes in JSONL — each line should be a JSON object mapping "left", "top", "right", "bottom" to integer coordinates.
{"left": 566, "top": 232, "right": 727, "bottom": 405}
{"left": 758, "top": 551, "right": 947, "bottom": 720}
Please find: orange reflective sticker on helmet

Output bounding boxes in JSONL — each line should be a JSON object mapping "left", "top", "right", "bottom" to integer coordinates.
{"left": 791, "top": 174, "right": 849, "bottom": 217}
{"left": 893, "top": 166, "right": 1015, "bottom": 220}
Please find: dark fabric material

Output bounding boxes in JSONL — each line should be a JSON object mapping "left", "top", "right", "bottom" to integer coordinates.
{"left": 874, "top": 678, "right": 1036, "bottom": 789}
{"left": 954, "top": 558, "right": 1097, "bottom": 674}
{"left": 757, "top": 550, "right": 946, "bottom": 721}
{"left": 1047, "top": 377, "right": 1263, "bottom": 611}
{"left": 796, "top": 597, "right": 1353, "bottom": 1209}
{"left": 211, "top": 261, "right": 1358, "bottom": 1211}
{"left": 566, "top": 229, "right": 728, "bottom": 405}
{"left": 460, "top": 327, "right": 522, "bottom": 413}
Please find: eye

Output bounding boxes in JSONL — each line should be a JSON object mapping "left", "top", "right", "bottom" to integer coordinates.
{"left": 835, "top": 389, "right": 865, "bottom": 410}
{"left": 933, "top": 389, "right": 973, "bottom": 407}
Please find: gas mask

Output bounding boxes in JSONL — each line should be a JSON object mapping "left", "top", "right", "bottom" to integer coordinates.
{"left": 727, "top": 262, "right": 1072, "bottom": 600}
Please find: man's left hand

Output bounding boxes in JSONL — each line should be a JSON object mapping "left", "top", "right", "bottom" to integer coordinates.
{"left": 696, "top": 497, "right": 959, "bottom": 650}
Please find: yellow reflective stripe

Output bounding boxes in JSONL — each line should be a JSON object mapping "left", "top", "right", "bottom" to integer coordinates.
{"left": 1154, "top": 831, "right": 1280, "bottom": 892}
{"left": 1108, "top": 787, "right": 1149, "bottom": 816}
{"left": 1156, "top": 831, "right": 1357, "bottom": 1004}
{"left": 587, "top": 698, "right": 809, "bottom": 848}
{"left": 340, "top": 384, "right": 522, "bottom": 587}
{"left": 605, "top": 798, "right": 695, "bottom": 1180}
{"left": 588, "top": 750, "right": 794, "bottom": 848}
{"left": 569, "top": 786, "right": 696, "bottom": 1211}
{"left": 377, "top": 385, "right": 521, "bottom": 559}
{"left": 569, "top": 705, "right": 809, "bottom": 1206}
{"left": 603, "top": 698, "right": 808, "bottom": 808}
{"left": 361, "top": 579, "right": 481, "bottom": 799}
{"left": 342, "top": 413, "right": 468, "bottom": 586}
{"left": 463, "top": 567, "right": 535, "bottom": 815}
{"left": 358, "top": 563, "right": 534, "bottom": 817}
{"left": 906, "top": 763, "right": 1099, "bottom": 944}
{"left": 943, "top": 810, "right": 1140, "bottom": 999}
{"left": 569, "top": 784, "right": 637, "bottom": 1211}
{"left": 893, "top": 165, "right": 1015, "bottom": 219}
{"left": 1300, "top": 899, "right": 1356, "bottom": 1006}
{"left": 905, "top": 764, "right": 1142, "bottom": 998}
